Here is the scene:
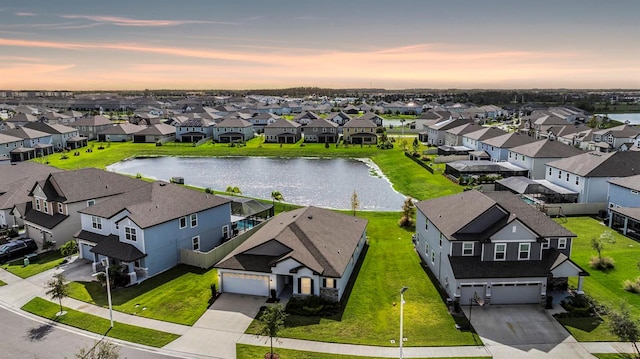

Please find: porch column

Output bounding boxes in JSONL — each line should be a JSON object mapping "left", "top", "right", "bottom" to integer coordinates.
{"left": 623, "top": 217, "right": 629, "bottom": 236}
{"left": 577, "top": 276, "right": 585, "bottom": 295}
{"left": 608, "top": 214, "right": 613, "bottom": 228}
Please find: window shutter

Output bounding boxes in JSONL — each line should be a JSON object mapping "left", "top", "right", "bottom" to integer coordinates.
{"left": 297, "top": 277, "right": 301, "bottom": 294}
{"left": 333, "top": 279, "right": 337, "bottom": 289}
{"left": 322, "top": 278, "right": 326, "bottom": 287}
{"left": 310, "top": 279, "right": 314, "bottom": 295}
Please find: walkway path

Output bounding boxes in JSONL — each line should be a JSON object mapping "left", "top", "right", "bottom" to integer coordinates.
{"left": 0, "top": 257, "right": 637, "bottom": 359}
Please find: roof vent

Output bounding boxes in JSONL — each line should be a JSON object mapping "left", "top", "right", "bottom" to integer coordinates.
{"left": 159, "top": 182, "right": 167, "bottom": 186}
{"left": 308, "top": 215, "right": 313, "bottom": 220}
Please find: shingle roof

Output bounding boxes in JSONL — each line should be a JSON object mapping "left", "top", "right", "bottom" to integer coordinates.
{"left": 546, "top": 151, "right": 640, "bottom": 177}
{"left": 610, "top": 207, "right": 640, "bottom": 222}
{"left": 509, "top": 139, "right": 583, "bottom": 158}
{"left": 216, "top": 206, "right": 367, "bottom": 277}
{"left": 80, "top": 181, "right": 230, "bottom": 229}
{"left": 0, "top": 162, "right": 63, "bottom": 210}
{"left": 608, "top": 174, "right": 640, "bottom": 191}
{"left": 133, "top": 123, "right": 175, "bottom": 136}
{"left": 90, "top": 235, "right": 146, "bottom": 262}
{"left": 305, "top": 118, "right": 338, "bottom": 129}
{"left": 4, "top": 127, "right": 51, "bottom": 140}
{"left": 463, "top": 127, "right": 507, "bottom": 141}
{"left": 0, "top": 132, "right": 22, "bottom": 144}
{"left": 215, "top": 118, "right": 253, "bottom": 128}
{"left": 24, "top": 122, "right": 77, "bottom": 135}
{"left": 21, "top": 202, "right": 68, "bottom": 229}
{"left": 343, "top": 118, "right": 377, "bottom": 128}
{"left": 98, "top": 123, "right": 146, "bottom": 135}
{"left": 71, "top": 115, "right": 113, "bottom": 126}
{"left": 265, "top": 118, "right": 301, "bottom": 128}
{"left": 481, "top": 132, "right": 535, "bottom": 148}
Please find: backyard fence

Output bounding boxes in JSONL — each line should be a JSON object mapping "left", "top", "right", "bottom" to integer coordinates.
{"left": 180, "top": 221, "right": 267, "bottom": 269}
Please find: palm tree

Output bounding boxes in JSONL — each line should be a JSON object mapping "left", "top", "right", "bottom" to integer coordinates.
{"left": 351, "top": 189, "right": 359, "bottom": 216}
{"left": 225, "top": 186, "right": 242, "bottom": 196}
{"left": 271, "top": 190, "right": 284, "bottom": 211}
{"left": 46, "top": 273, "right": 69, "bottom": 316}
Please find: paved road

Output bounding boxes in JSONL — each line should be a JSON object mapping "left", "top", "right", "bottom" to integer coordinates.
{"left": 0, "top": 306, "right": 182, "bottom": 359}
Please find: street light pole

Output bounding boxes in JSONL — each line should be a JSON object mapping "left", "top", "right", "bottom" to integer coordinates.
{"left": 400, "top": 286, "right": 408, "bottom": 359}
{"left": 93, "top": 257, "right": 114, "bottom": 328}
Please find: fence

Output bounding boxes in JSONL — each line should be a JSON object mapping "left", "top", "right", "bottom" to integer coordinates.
{"left": 541, "top": 202, "right": 606, "bottom": 216}
{"left": 404, "top": 151, "right": 434, "bottom": 173}
{"left": 180, "top": 222, "right": 267, "bottom": 269}
{"left": 433, "top": 155, "right": 468, "bottom": 164}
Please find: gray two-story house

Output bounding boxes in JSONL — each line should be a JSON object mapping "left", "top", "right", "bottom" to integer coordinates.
{"left": 414, "top": 190, "right": 588, "bottom": 306}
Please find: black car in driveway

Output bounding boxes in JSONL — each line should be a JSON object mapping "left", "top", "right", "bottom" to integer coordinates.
{"left": 0, "top": 238, "right": 38, "bottom": 263}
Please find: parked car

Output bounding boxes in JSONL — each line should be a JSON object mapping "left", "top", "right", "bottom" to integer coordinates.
{"left": 0, "top": 238, "right": 38, "bottom": 263}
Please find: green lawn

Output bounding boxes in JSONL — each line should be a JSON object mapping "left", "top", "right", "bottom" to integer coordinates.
{"left": 559, "top": 217, "right": 640, "bottom": 319}
{"left": 247, "top": 212, "right": 478, "bottom": 347}
{"left": 1, "top": 250, "right": 66, "bottom": 278}
{"left": 555, "top": 316, "right": 617, "bottom": 342}
{"left": 22, "top": 297, "right": 179, "bottom": 347}
{"left": 593, "top": 354, "right": 637, "bottom": 359}
{"left": 41, "top": 138, "right": 461, "bottom": 201}
{"left": 0, "top": 279, "right": 5, "bottom": 286}
{"left": 236, "top": 344, "right": 490, "bottom": 359}
{"left": 66, "top": 264, "right": 217, "bottom": 325}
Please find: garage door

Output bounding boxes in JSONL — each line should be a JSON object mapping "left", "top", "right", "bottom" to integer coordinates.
{"left": 222, "top": 272, "right": 269, "bottom": 296}
{"left": 80, "top": 243, "right": 95, "bottom": 261}
{"left": 459, "top": 283, "right": 486, "bottom": 306}
{"left": 491, "top": 282, "right": 541, "bottom": 305}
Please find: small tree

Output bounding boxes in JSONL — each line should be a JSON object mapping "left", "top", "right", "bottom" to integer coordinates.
{"left": 271, "top": 191, "right": 284, "bottom": 211}
{"left": 608, "top": 303, "right": 640, "bottom": 357}
{"left": 60, "top": 240, "right": 78, "bottom": 260}
{"left": 590, "top": 232, "right": 615, "bottom": 270}
{"left": 398, "top": 197, "right": 415, "bottom": 227}
{"left": 226, "top": 186, "right": 242, "bottom": 196}
{"left": 412, "top": 137, "right": 419, "bottom": 153}
{"left": 46, "top": 273, "right": 69, "bottom": 316}
{"left": 258, "top": 304, "right": 288, "bottom": 359}
{"left": 75, "top": 339, "right": 120, "bottom": 359}
{"left": 350, "top": 189, "right": 359, "bottom": 216}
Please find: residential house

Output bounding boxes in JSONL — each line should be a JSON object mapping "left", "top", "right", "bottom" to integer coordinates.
{"left": 303, "top": 118, "right": 339, "bottom": 143}
{"left": 13, "top": 168, "right": 148, "bottom": 249}
{"left": 424, "top": 118, "right": 474, "bottom": 146}
{"left": 444, "top": 123, "right": 482, "bottom": 146}
{"left": 545, "top": 151, "right": 640, "bottom": 204}
{"left": 4, "top": 127, "right": 54, "bottom": 162}
{"left": 97, "top": 123, "right": 145, "bottom": 142}
{"left": 414, "top": 190, "right": 588, "bottom": 306}
{"left": 324, "top": 112, "right": 352, "bottom": 126}
{"left": 478, "top": 132, "right": 535, "bottom": 162}
{"left": 175, "top": 118, "right": 215, "bottom": 142}
{"left": 213, "top": 118, "right": 254, "bottom": 143}
{"left": 460, "top": 127, "right": 507, "bottom": 160}
{"left": 355, "top": 112, "right": 384, "bottom": 127}
{"left": 342, "top": 118, "right": 378, "bottom": 145}
{"left": 133, "top": 124, "right": 176, "bottom": 143}
{"left": 248, "top": 113, "right": 280, "bottom": 133}
{"left": 75, "top": 181, "right": 231, "bottom": 283}
{"left": 507, "top": 139, "right": 583, "bottom": 180}
{"left": 0, "top": 162, "right": 62, "bottom": 229}
{"left": 293, "top": 111, "right": 321, "bottom": 126}
{"left": 216, "top": 206, "right": 368, "bottom": 301}
{"left": 23, "top": 122, "right": 87, "bottom": 150}
{"left": 607, "top": 175, "right": 640, "bottom": 238}
{"left": 591, "top": 125, "right": 640, "bottom": 152}
{"left": 264, "top": 118, "right": 302, "bottom": 144}
{"left": 69, "top": 115, "right": 114, "bottom": 140}
{"left": 0, "top": 133, "right": 24, "bottom": 162}
{"left": 5, "top": 113, "right": 39, "bottom": 127}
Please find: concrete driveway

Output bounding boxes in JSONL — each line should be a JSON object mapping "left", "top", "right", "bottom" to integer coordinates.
{"left": 163, "top": 293, "right": 266, "bottom": 359}
{"left": 464, "top": 304, "right": 595, "bottom": 358}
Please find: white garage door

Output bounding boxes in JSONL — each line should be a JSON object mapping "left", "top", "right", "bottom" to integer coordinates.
{"left": 222, "top": 272, "right": 270, "bottom": 297}
{"left": 459, "top": 284, "right": 486, "bottom": 306}
{"left": 80, "top": 243, "right": 95, "bottom": 261}
{"left": 491, "top": 282, "right": 541, "bottom": 305}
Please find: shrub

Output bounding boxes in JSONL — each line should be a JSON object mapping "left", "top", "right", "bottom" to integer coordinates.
{"left": 285, "top": 296, "right": 339, "bottom": 317}
{"left": 205, "top": 187, "right": 213, "bottom": 194}
{"left": 589, "top": 256, "right": 615, "bottom": 271}
{"left": 60, "top": 154, "right": 69, "bottom": 160}
{"left": 623, "top": 277, "right": 640, "bottom": 294}
{"left": 560, "top": 294, "right": 597, "bottom": 317}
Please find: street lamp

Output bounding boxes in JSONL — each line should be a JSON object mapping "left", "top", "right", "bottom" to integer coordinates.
{"left": 92, "top": 257, "right": 114, "bottom": 328}
{"left": 400, "top": 119, "right": 405, "bottom": 138}
{"left": 399, "top": 286, "right": 408, "bottom": 359}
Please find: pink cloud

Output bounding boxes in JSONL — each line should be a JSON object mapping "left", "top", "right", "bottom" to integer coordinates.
{"left": 60, "top": 14, "right": 236, "bottom": 26}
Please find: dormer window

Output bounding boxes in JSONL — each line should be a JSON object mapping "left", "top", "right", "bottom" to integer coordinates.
{"left": 35, "top": 199, "right": 41, "bottom": 211}
{"left": 558, "top": 238, "right": 567, "bottom": 249}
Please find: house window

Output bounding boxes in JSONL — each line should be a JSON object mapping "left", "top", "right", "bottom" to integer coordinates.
{"left": 425, "top": 219, "right": 429, "bottom": 231}
{"left": 462, "top": 242, "right": 474, "bottom": 256}
{"left": 542, "top": 239, "right": 549, "bottom": 249}
{"left": 190, "top": 213, "right": 197, "bottom": 227}
{"left": 58, "top": 203, "right": 64, "bottom": 214}
{"left": 125, "top": 227, "right": 137, "bottom": 241}
{"left": 192, "top": 236, "right": 200, "bottom": 251}
{"left": 548, "top": 168, "right": 552, "bottom": 176}
{"left": 300, "top": 277, "right": 312, "bottom": 295}
{"left": 179, "top": 216, "right": 187, "bottom": 229}
{"left": 35, "top": 199, "right": 41, "bottom": 211}
{"left": 558, "top": 170, "right": 562, "bottom": 179}
{"left": 576, "top": 177, "right": 579, "bottom": 186}
{"left": 518, "top": 243, "right": 530, "bottom": 260}
{"left": 91, "top": 216, "right": 102, "bottom": 230}
{"left": 222, "top": 225, "right": 230, "bottom": 239}
{"left": 425, "top": 242, "right": 430, "bottom": 256}
{"left": 495, "top": 243, "right": 506, "bottom": 260}
{"left": 431, "top": 250, "right": 436, "bottom": 264}
{"left": 43, "top": 202, "right": 49, "bottom": 214}
{"left": 566, "top": 173, "right": 570, "bottom": 181}
{"left": 632, "top": 190, "right": 639, "bottom": 195}
{"left": 324, "top": 278, "right": 335, "bottom": 288}
{"left": 87, "top": 199, "right": 96, "bottom": 207}
{"left": 558, "top": 238, "right": 567, "bottom": 249}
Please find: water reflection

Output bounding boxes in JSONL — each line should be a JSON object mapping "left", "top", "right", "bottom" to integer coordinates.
{"left": 107, "top": 157, "right": 406, "bottom": 211}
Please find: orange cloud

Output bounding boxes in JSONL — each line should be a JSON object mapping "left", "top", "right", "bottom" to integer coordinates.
{"left": 60, "top": 15, "right": 235, "bottom": 26}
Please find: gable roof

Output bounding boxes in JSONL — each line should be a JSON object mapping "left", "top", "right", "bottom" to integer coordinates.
{"left": 133, "top": 123, "right": 176, "bottom": 136}
{"left": 509, "top": 139, "right": 583, "bottom": 158}
{"left": 215, "top": 118, "right": 253, "bottom": 128}
{"left": 305, "top": 118, "right": 338, "bottom": 129}
{"left": 24, "top": 122, "right": 77, "bottom": 135}
{"left": 415, "top": 190, "right": 574, "bottom": 241}
{"left": 608, "top": 174, "right": 640, "bottom": 191}
{"left": 463, "top": 127, "right": 507, "bottom": 141}
{"left": 265, "top": 118, "right": 301, "bottom": 128}
{"left": 71, "top": 115, "right": 113, "bottom": 126}
{"left": 481, "top": 132, "right": 535, "bottom": 148}
{"left": 4, "top": 127, "right": 51, "bottom": 140}
{"left": 0, "top": 132, "right": 23, "bottom": 145}
{"left": 343, "top": 118, "right": 377, "bottom": 128}
{"left": 0, "top": 162, "right": 63, "bottom": 210}
{"left": 80, "top": 181, "right": 230, "bottom": 229}
{"left": 216, "top": 206, "right": 367, "bottom": 277}
{"left": 547, "top": 151, "right": 640, "bottom": 177}
{"left": 97, "top": 123, "right": 146, "bottom": 135}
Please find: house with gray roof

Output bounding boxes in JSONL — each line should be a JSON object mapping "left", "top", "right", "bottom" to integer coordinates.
{"left": 293, "top": 111, "right": 321, "bottom": 126}
{"left": 591, "top": 124, "right": 640, "bottom": 152}
{"left": 355, "top": 112, "right": 384, "bottom": 127}
{"left": 544, "top": 151, "right": 640, "bottom": 205}
{"left": 303, "top": 118, "right": 339, "bottom": 143}
{"left": 444, "top": 123, "right": 482, "bottom": 146}
{"left": 75, "top": 181, "right": 231, "bottom": 283}
{"left": 213, "top": 118, "right": 254, "bottom": 143}
{"left": 264, "top": 118, "right": 302, "bottom": 144}
{"left": 13, "top": 168, "right": 148, "bottom": 249}
{"left": 342, "top": 118, "right": 378, "bottom": 145}
{"left": 97, "top": 123, "right": 146, "bottom": 142}
{"left": 24, "top": 122, "right": 87, "bottom": 150}
{"left": 479, "top": 132, "right": 536, "bottom": 162}
{"left": 216, "top": 206, "right": 368, "bottom": 301}
{"left": 414, "top": 190, "right": 587, "bottom": 306}
{"left": 133, "top": 123, "right": 176, "bottom": 143}
{"left": 0, "top": 133, "right": 24, "bottom": 162}
{"left": 69, "top": 115, "right": 114, "bottom": 140}
{"left": 324, "top": 112, "right": 352, "bottom": 126}
{"left": 507, "top": 139, "right": 583, "bottom": 179}
{"left": 0, "top": 162, "right": 63, "bottom": 229}
{"left": 607, "top": 174, "right": 640, "bottom": 239}
{"left": 4, "top": 127, "right": 55, "bottom": 162}
{"left": 175, "top": 117, "right": 215, "bottom": 143}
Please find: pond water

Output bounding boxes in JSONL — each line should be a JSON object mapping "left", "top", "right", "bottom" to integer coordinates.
{"left": 599, "top": 113, "right": 640, "bottom": 125}
{"left": 106, "top": 157, "right": 407, "bottom": 211}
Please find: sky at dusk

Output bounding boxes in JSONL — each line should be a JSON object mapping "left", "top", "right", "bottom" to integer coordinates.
{"left": 1, "top": 0, "right": 638, "bottom": 90}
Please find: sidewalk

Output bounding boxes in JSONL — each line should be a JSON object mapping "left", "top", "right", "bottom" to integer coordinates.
{"left": 0, "top": 259, "right": 638, "bottom": 359}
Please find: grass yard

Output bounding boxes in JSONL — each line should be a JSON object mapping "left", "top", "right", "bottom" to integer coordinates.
{"left": 1, "top": 250, "right": 66, "bottom": 278}
{"left": 247, "top": 211, "right": 478, "bottom": 347}
{"left": 66, "top": 264, "right": 216, "bottom": 325}
{"left": 22, "top": 297, "right": 179, "bottom": 347}
{"left": 0, "top": 279, "right": 5, "bottom": 286}
{"left": 555, "top": 316, "right": 617, "bottom": 342}
{"left": 236, "top": 344, "right": 490, "bottom": 359}
{"left": 40, "top": 138, "right": 461, "bottom": 202}
{"left": 558, "top": 217, "right": 640, "bottom": 319}
{"left": 593, "top": 355, "right": 637, "bottom": 359}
